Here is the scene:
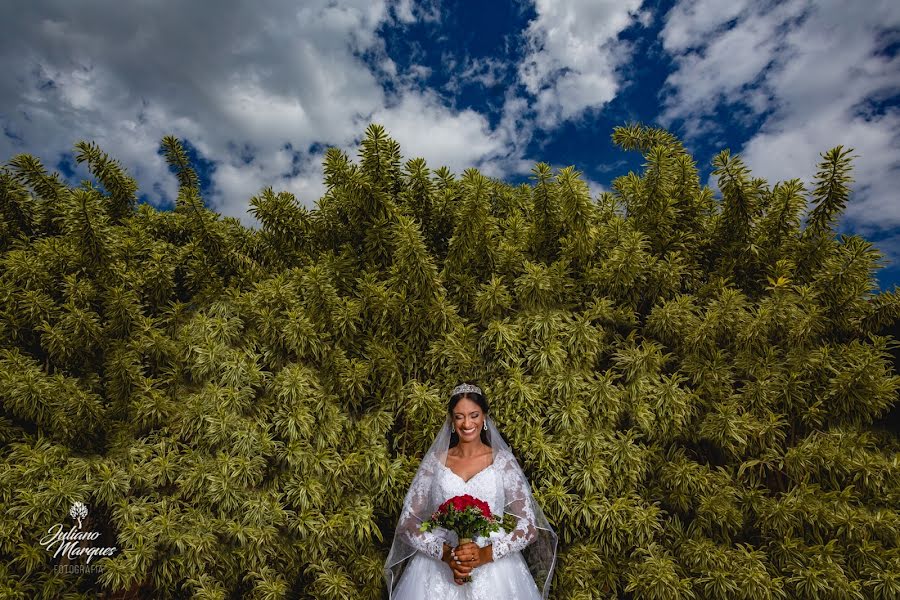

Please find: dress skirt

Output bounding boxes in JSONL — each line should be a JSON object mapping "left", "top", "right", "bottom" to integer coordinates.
{"left": 391, "top": 544, "right": 542, "bottom": 600}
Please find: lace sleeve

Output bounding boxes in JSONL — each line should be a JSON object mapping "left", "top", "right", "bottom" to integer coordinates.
{"left": 492, "top": 451, "right": 538, "bottom": 561}
{"left": 397, "top": 455, "right": 445, "bottom": 560}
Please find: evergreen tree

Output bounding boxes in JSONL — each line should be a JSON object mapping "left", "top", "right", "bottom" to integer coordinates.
{"left": 0, "top": 124, "right": 898, "bottom": 600}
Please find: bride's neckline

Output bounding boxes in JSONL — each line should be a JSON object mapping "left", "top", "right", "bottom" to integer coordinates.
{"left": 441, "top": 460, "right": 495, "bottom": 484}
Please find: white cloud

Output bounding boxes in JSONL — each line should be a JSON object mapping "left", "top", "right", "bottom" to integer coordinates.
{"left": 661, "top": 0, "right": 752, "bottom": 53}
{"left": 370, "top": 90, "right": 508, "bottom": 174}
{"left": 660, "top": 1, "right": 807, "bottom": 136}
{"left": 407, "top": 64, "right": 432, "bottom": 81}
{"left": 517, "top": 0, "right": 644, "bottom": 127}
{"left": 445, "top": 57, "right": 509, "bottom": 93}
{"left": 661, "top": 0, "right": 900, "bottom": 239}
{"left": 393, "top": 0, "right": 417, "bottom": 24}
{"left": 584, "top": 178, "right": 607, "bottom": 200}
{"left": 392, "top": 0, "right": 440, "bottom": 25}
{"left": 1, "top": 0, "right": 656, "bottom": 226}
{"left": 0, "top": 0, "right": 504, "bottom": 228}
{"left": 213, "top": 148, "right": 327, "bottom": 226}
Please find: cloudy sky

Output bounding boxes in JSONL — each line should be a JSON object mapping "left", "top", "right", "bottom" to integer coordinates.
{"left": 2, "top": 0, "right": 899, "bottom": 289}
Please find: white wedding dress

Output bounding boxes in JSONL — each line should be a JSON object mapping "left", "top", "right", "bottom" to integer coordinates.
{"left": 391, "top": 448, "right": 543, "bottom": 599}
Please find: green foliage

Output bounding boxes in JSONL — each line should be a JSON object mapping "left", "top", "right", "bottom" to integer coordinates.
{"left": 0, "top": 123, "right": 898, "bottom": 599}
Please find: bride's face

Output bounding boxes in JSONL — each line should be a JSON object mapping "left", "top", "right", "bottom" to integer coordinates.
{"left": 452, "top": 396, "right": 484, "bottom": 441}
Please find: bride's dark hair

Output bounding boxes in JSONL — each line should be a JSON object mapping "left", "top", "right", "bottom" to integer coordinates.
{"left": 448, "top": 380, "right": 492, "bottom": 448}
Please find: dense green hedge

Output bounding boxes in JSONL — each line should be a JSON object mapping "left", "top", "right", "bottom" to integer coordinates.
{"left": 1, "top": 124, "right": 898, "bottom": 599}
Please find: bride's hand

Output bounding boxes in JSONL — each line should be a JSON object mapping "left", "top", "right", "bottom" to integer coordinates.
{"left": 452, "top": 541, "right": 492, "bottom": 570}
{"left": 442, "top": 544, "right": 472, "bottom": 583}
{"left": 452, "top": 563, "right": 472, "bottom": 577}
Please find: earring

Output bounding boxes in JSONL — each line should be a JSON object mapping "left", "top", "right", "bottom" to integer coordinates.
{"left": 483, "top": 421, "right": 487, "bottom": 431}
{"left": 450, "top": 424, "right": 455, "bottom": 433}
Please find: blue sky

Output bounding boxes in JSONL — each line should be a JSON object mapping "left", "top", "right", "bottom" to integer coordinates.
{"left": 2, "top": 0, "right": 899, "bottom": 290}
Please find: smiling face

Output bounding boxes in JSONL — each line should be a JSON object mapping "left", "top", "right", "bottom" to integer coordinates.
{"left": 451, "top": 396, "right": 485, "bottom": 440}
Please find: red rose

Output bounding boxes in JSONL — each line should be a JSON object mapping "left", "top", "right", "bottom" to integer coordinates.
{"left": 439, "top": 495, "right": 489, "bottom": 517}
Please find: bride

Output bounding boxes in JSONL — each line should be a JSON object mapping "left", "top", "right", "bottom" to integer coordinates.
{"left": 384, "top": 382, "right": 558, "bottom": 599}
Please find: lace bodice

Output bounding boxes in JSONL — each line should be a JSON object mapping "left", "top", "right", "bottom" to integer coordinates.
{"left": 397, "top": 448, "right": 538, "bottom": 563}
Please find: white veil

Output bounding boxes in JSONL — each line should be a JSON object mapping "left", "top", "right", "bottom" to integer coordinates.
{"left": 383, "top": 411, "right": 558, "bottom": 598}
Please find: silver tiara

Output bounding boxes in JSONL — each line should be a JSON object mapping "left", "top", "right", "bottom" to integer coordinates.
{"left": 451, "top": 383, "right": 482, "bottom": 397}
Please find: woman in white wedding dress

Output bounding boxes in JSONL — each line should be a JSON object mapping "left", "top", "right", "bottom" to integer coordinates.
{"left": 384, "top": 382, "right": 558, "bottom": 599}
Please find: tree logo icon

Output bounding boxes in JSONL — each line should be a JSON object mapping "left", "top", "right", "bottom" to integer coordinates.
{"left": 69, "top": 501, "right": 88, "bottom": 529}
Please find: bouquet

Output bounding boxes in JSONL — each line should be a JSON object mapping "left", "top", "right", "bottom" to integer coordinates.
{"left": 418, "top": 494, "right": 517, "bottom": 583}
